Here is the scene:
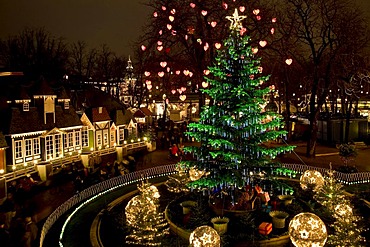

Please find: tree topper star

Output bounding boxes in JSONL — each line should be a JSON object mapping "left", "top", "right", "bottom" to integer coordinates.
{"left": 226, "top": 8, "right": 247, "bottom": 30}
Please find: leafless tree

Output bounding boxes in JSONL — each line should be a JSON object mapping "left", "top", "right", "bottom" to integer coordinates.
{"left": 270, "top": 0, "right": 369, "bottom": 156}
{"left": 0, "top": 27, "right": 69, "bottom": 80}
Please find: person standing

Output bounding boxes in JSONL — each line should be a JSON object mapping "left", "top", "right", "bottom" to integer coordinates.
{"left": 22, "top": 216, "right": 38, "bottom": 247}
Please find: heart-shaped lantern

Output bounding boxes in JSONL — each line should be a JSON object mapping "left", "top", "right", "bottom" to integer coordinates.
{"left": 258, "top": 66, "right": 263, "bottom": 73}
{"left": 204, "top": 43, "right": 209, "bottom": 51}
{"left": 157, "top": 46, "right": 163, "bottom": 51}
{"left": 169, "top": 16, "right": 174, "bottom": 22}
{"left": 253, "top": 9, "right": 260, "bottom": 15}
{"left": 270, "top": 28, "right": 275, "bottom": 34}
{"left": 203, "top": 69, "right": 210, "bottom": 75}
{"left": 183, "top": 70, "right": 189, "bottom": 76}
{"left": 160, "top": 61, "right": 167, "bottom": 68}
{"left": 144, "top": 71, "right": 151, "bottom": 76}
{"left": 252, "top": 47, "right": 258, "bottom": 54}
{"left": 153, "top": 12, "right": 158, "bottom": 17}
{"left": 272, "top": 17, "right": 277, "bottom": 23}
{"left": 222, "top": 2, "right": 228, "bottom": 10}
{"left": 201, "top": 10, "right": 208, "bottom": 16}
{"left": 211, "top": 21, "right": 217, "bottom": 27}
{"left": 158, "top": 71, "right": 165, "bottom": 77}
{"left": 147, "top": 84, "right": 152, "bottom": 90}
{"left": 259, "top": 40, "right": 267, "bottom": 47}
{"left": 190, "top": 3, "right": 196, "bottom": 8}
{"left": 161, "top": 6, "right": 166, "bottom": 11}
{"left": 171, "top": 89, "right": 176, "bottom": 94}
{"left": 141, "top": 45, "right": 146, "bottom": 51}
{"left": 145, "top": 80, "right": 151, "bottom": 85}
{"left": 185, "top": 35, "right": 188, "bottom": 40}
{"left": 256, "top": 16, "right": 261, "bottom": 21}
{"left": 180, "top": 95, "right": 187, "bottom": 101}
{"left": 181, "top": 87, "right": 187, "bottom": 92}
{"left": 285, "top": 58, "right": 293, "bottom": 65}
{"left": 202, "top": 81, "right": 209, "bottom": 88}
{"left": 215, "top": 43, "right": 221, "bottom": 49}
{"left": 157, "top": 41, "right": 163, "bottom": 46}
{"left": 167, "top": 24, "right": 172, "bottom": 30}
{"left": 170, "top": 9, "right": 176, "bottom": 14}
{"left": 159, "top": 30, "right": 163, "bottom": 35}
{"left": 239, "top": 6, "right": 245, "bottom": 12}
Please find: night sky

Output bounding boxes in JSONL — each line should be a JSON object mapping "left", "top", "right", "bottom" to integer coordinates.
{"left": 0, "top": 0, "right": 369, "bottom": 57}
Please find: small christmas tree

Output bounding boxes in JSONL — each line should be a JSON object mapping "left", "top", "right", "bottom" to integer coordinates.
{"left": 125, "top": 181, "right": 169, "bottom": 246}
{"left": 314, "top": 169, "right": 365, "bottom": 246}
{"left": 183, "top": 9, "right": 295, "bottom": 191}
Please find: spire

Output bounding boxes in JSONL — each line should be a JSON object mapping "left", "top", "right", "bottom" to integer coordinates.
{"left": 126, "top": 56, "right": 133, "bottom": 73}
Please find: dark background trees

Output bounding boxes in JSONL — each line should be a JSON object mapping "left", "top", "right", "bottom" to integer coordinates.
{"left": 267, "top": 0, "right": 370, "bottom": 156}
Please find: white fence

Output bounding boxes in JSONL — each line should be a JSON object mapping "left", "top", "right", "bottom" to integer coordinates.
{"left": 282, "top": 163, "right": 370, "bottom": 184}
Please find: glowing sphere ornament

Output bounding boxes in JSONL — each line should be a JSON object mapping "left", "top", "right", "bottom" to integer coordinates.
{"left": 299, "top": 170, "right": 325, "bottom": 190}
{"left": 289, "top": 212, "right": 327, "bottom": 247}
{"left": 189, "top": 225, "right": 220, "bottom": 247}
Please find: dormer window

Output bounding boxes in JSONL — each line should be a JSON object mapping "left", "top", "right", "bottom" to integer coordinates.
{"left": 23, "top": 102, "right": 29, "bottom": 111}
{"left": 64, "top": 101, "right": 69, "bottom": 109}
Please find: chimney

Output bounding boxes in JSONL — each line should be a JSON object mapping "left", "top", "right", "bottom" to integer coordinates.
{"left": 99, "top": 107, "right": 103, "bottom": 114}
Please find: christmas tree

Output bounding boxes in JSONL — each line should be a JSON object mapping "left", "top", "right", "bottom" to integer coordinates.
{"left": 125, "top": 181, "right": 169, "bottom": 246}
{"left": 183, "top": 9, "right": 295, "bottom": 190}
{"left": 314, "top": 169, "right": 365, "bottom": 246}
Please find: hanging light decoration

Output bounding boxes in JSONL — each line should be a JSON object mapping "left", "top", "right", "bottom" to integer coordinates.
{"left": 189, "top": 226, "right": 220, "bottom": 247}
{"left": 289, "top": 212, "right": 327, "bottom": 247}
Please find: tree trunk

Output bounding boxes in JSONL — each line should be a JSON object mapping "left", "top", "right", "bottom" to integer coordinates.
{"left": 344, "top": 100, "right": 353, "bottom": 143}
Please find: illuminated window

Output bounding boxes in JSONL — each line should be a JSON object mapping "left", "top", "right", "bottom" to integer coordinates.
{"left": 82, "top": 128, "right": 89, "bottom": 147}
{"left": 119, "top": 128, "right": 124, "bottom": 143}
{"left": 110, "top": 131, "right": 115, "bottom": 144}
{"left": 64, "top": 101, "right": 69, "bottom": 109}
{"left": 75, "top": 131, "right": 81, "bottom": 146}
{"left": 23, "top": 102, "right": 29, "bottom": 111}
{"left": 68, "top": 132, "right": 73, "bottom": 147}
{"left": 103, "top": 130, "right": 109, "bottom": 145}
{"left": 46, "top": 136, "right": 53, "bottom": 159}
{"left": 64, "top": 134, "right": 68, "bottom": 148}
{"left": 15, "top": 140, "right": 22, "bottom": 159}
{"left": 97, "top": 133, "right": 102, "bottom": 146}
{"left": 33, "top": 138, "right": 40, "bottom": 154}
{"left": 25, "top": 139, "right": 32, "bottom": 156}
{"left": 55, "top": 134, "right": 61, "bottom": 157}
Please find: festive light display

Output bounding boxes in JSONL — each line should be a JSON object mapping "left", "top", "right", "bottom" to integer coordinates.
{"left": 189, "top": 225, "right": 221, "bottom": 247}
{"left": 313, "top": 169, "right": 366, "bottom": 246}
{"left": 299, "top": 170, "right": 324, "bottom": 190}
{"left": 125, "top": 181, "right": 169, "bottom": 246}
{"left": 182, "top": 9, "right": 295, "bottom": 190}
{"left": 289, "top": 212, "right": 327, "bottom": 247}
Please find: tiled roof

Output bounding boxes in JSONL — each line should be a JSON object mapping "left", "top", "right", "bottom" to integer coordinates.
{"left": 4, "top": 105, "right": 82, "bottom": 135}
{"left": 85, "top": 107, "right": 111, "bottom": 122}
{"left": 0, "top": 132, "right": 8, "bottom": 148}
{"left": 134, "top": 107, "right": 153, "bottom": 118}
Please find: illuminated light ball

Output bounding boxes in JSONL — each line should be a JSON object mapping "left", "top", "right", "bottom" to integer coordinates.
{"left": 334, "top": 203, "right": 352, "bottom": 217}
{"left": 299, "top": 170, "right": 324, "bottom": 190}
{"left": 289, "top": 212, "right": 327, "bottom": 247}
{"left": 189, "top": 225, "right": 220, "bottom": 247}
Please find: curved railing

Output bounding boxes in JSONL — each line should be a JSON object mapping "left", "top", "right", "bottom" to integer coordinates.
{"left": 39, "top": 163, "right": 370, "bottom": 246}
{"left": 39, "top": 164, "right": 177, "bottom": 247}
{"left": 282, "top": 163, "right": 370, "bottom": 184}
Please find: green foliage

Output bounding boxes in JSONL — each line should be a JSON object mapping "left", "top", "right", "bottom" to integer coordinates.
{"left": 338, "top": 144, "right": 357, "bottom": 158}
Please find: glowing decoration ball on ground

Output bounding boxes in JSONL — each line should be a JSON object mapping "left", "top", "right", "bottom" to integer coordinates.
{"left": 300, "top": 170, "right": 325, "bottom": 190}
{"left": 289, "top": 212, "right": 327, "bottom": 247}
{"left": 189, "top": 226, "right": 220, "bottom": 247}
